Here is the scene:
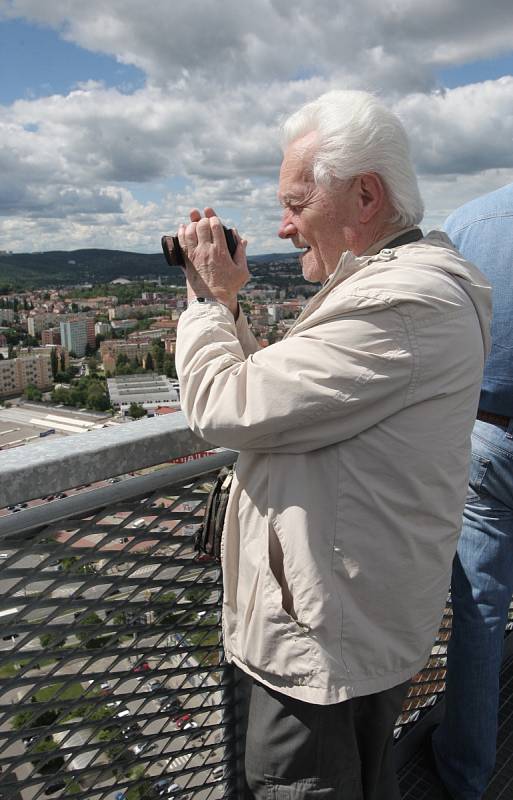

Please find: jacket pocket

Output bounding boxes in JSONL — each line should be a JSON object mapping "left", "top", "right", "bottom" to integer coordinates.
{"left": 239, "top": 523, "right": 319, "bottom": 681}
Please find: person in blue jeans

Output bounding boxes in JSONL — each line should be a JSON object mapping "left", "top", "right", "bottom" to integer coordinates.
{"left": 432, "top": 183, "right": 513, "bottom": 799}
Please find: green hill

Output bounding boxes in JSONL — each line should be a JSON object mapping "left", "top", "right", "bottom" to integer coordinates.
{"left": 0, "top": 248, "right": 301, "bottom": 290}
{"left": 0, "top": 249, "right": 184, "bottom": 289}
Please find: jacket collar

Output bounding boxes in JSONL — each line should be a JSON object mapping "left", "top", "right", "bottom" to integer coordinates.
{"left": 325, "top": 226, "right": 424, "bottom": 288}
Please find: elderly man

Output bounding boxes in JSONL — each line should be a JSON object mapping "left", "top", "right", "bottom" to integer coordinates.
{"left": 175, "top": 90, "right": 491, "bottom": 800}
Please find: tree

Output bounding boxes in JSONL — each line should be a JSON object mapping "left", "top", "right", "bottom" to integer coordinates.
{"left": 128, "top": 402, "right": 146, "bottom": 419}
{"left": 76, "top": 611, "right": 108, "bottom": 649}
{"left": 163, "top": 354, "right": 176, "bottom": 379}
{"left": 60, "top": 352, "right": 66, "bottom": 372}
{"left": 267, "top": 325, "right": 279, "bottom": 345}
{"left": 24, "top": 384, "right": 42, "bottom": 401}
{"left": 40, "top": 631, "right": 66, "bottom": 650}
{"left": 86, "top": 357, "right": 98, "bottom": 376}
{"left": 144, "top": 351, "right": 154, "bottom": 371}
{"left": 86, "top": 381, "right": 110, "bottom": 412}
{"left": 50, "top": 348, "right": 59, "bottom": 379}
{"left": 151, "top": 340, "right": 165, "bottom": 372}
{"left": 29, "top": 736, "right": 64, "bottom": 776}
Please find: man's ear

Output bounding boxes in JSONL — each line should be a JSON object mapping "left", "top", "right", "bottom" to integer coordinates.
{"left": 357, "top": 173, "right": 386, "bottom": 223}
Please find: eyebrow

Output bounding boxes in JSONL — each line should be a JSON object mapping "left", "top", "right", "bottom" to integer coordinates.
{"left": 277, "top": 192, "right": 303, "bottom": 207}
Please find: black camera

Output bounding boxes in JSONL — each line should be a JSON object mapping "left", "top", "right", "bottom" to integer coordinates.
{"left": 161, "top": 226, "right": 237, "bottom": 269}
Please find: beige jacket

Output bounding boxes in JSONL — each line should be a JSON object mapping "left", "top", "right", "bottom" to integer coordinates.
{"left": 176, "top": 231, "right": 492, "bottom": 703}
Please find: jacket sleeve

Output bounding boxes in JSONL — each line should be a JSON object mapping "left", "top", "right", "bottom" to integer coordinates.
{"left": 176, "top": 301, "right": 415, "bottom": 453}
{"left": 235, "top": 308, "right": 260, "bottom": 357}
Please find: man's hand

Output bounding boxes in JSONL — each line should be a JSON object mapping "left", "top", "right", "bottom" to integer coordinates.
{"left": 178, "top": 207, "right": 249, "bottom": 316}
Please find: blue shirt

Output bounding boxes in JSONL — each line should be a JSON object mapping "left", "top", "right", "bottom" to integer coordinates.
{"left": 444, "top": 184, "right": 513, "bottom": 416}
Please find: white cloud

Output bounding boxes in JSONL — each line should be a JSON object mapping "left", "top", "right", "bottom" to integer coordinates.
{"left": 1, "top": 0, "right": 513, "bottom": 253}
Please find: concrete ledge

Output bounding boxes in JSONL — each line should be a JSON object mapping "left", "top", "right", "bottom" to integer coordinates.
{"left": 0, "top": 411, "right": 212, "bottom": 507}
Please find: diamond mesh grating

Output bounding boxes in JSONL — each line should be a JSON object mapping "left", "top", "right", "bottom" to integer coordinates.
{"left": 0, "top": 470, "right": 233, "bottom": 800}
{"left": 2, "top": 465, "right": 513, "bottom": 800}
{"left": 398, "top": 652, "right": 513, "bottom": 799}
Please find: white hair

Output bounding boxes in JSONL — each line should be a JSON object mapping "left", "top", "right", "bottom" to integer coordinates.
{"left": 281, "top": 90, "right": 424, "bottom": 226}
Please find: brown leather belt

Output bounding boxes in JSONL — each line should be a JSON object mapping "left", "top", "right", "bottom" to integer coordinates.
{"left": 477, "top": 409, "right": 511, "bottom": 428}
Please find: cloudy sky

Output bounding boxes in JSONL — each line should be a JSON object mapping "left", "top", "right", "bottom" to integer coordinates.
{"left": 1, "top": 0, "right": 513, "bottom": 256}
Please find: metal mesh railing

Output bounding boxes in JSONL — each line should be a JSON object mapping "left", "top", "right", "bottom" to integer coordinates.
{"left": 3, "top": 431, "right": 513, "bottom": 798}
{"left": 0, "top": 466, "right": 235, "bottom": 800}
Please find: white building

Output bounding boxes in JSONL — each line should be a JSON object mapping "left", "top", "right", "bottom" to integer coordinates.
{"left": 60, "top": 319, "right": 88, "bottom": 357}
{"left": 94, "top": 321, "right": 112, "bottom": 337}
{"left": 107, "top": 373, "right": 180, "bottom": 414}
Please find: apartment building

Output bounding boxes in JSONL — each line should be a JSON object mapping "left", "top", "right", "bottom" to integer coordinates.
{"left": 0, "top": 354, "right": 53, "bottom": 398}
{"left": 60, "top": 319, "right": 88, "bottom": 357}
{"left": 110, "top": 319, "right": 138, "bottom": 333}
{"left": 28, "top": 313, "right": 62, "bottom": 336}
{"left": 0, "top": 308, "right": 15, "bottom": 324}
{"left": 100, "top": 339, "right": 153, "bottom": 373}
{"left": 41, "top": 327, "right": 61, "bottom": 345}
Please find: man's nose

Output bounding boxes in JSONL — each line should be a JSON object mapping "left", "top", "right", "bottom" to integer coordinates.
{"left": 278, "top": 213, "right": 297, "bottom": 239}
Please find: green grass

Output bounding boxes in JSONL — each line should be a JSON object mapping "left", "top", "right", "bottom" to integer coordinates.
{"left": 35, "top": 682, "right": 84, "bottom": 703}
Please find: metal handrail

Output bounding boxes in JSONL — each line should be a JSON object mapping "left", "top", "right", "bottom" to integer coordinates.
{"left": 0, "top": 411, "right": 212, "bottom": 508}
{"left": 0, "top": 449, "right": 236, "bottom": 541}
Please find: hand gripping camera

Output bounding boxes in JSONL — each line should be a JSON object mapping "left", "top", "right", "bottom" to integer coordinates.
{"left": 161, "top": 226, "right": 237, "bottom": 269}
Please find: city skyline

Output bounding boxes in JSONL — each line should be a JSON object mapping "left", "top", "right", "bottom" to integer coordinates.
{"left": 1, "top": 1, "right": 513, "bottom": 256}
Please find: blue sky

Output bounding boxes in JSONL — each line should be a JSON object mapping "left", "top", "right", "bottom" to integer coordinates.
{"left": 1, "top": 1, "right": 513, "bottom": 254}
{"left": 0, "top": 19, "right": 145, "bottom": 103}
{"left": 437, "top": 53, "right": 513, "bottom": 88}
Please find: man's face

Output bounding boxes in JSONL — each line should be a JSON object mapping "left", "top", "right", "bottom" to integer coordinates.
{"left": 278, "top": 133, "right": 358, "bottom": 282}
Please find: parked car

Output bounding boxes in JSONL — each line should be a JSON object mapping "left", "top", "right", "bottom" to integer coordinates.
{"left": 182, "top": 721, "right": 203, "bottom": 739}
{"left": 131, "top": 741, "right": 157, "bottom": 755}
{"left": 159, "top": 698, "right": 181, "bottom": 713}
{"left": 22, "top": 735, "right": 37, "bottom": 748}
{"left": 174, "top": 713, "right": 192, "bottom": 728}
{"left": 148, "top": 679, "right": 162, "bottom": 692}
{"left": 121, "top": 725, "right": 138, "bottom": 741}
{"left": 131, "top": 660, "right": 151, "bottom": 674}
{"left": 212, "top": 765, "right": 225, "bottom": 782}
{"left": 153, "top": 779, "right": 182, "bottom": 797}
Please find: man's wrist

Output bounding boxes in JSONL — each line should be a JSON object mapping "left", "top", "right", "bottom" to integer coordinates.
{"left": 188, "top": 295, "right": 239, "bottom": 319}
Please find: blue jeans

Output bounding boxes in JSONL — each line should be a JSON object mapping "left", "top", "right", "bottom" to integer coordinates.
{"left": 432, "top": 418, "right": 513, "bottom": 800}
